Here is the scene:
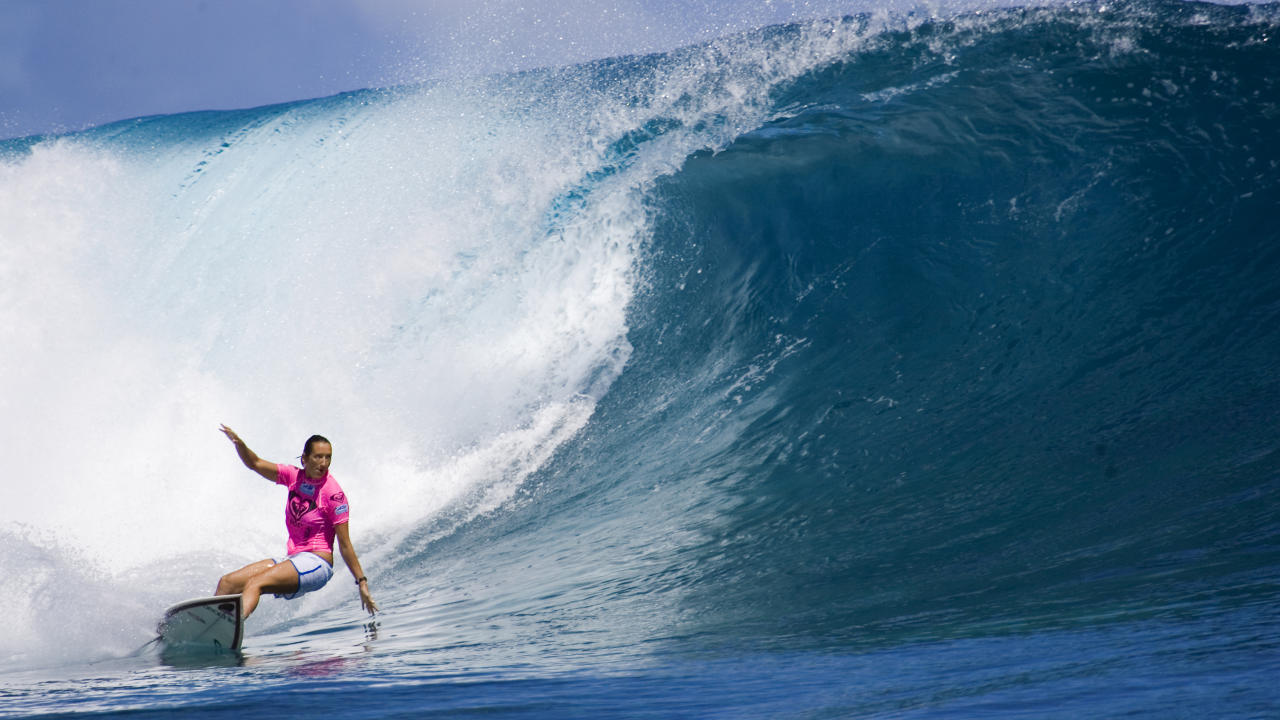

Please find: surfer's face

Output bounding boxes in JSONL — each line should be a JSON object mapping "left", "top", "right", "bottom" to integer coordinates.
{"left": 302, "top": 442, "right": 332, "bottom": 479}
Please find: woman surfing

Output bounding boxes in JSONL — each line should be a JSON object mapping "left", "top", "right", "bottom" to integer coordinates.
{"left": 215, "top": 425, "right": 378, "bottom": 619}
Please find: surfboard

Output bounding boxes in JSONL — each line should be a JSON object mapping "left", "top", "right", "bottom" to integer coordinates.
{"left": 157, "top": 594, "right": 244, "bottom": 653}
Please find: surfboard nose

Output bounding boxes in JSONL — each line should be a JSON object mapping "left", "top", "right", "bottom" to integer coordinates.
{"left": 158, "top": 594, "right": 245, "bottom": 653}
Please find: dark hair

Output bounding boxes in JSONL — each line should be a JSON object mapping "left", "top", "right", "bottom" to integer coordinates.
{"left": 303, "top": 434, "right": 332, "bottom": 457}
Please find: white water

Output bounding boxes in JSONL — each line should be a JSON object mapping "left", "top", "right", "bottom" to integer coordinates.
{"left": 0, "top": 81, "right": 646, "bottom": 669}
{"left": 0, "top": 16, "right": 898, "bottom": 669}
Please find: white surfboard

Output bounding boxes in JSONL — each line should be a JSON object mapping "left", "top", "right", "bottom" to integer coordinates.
{"left": 157, "top": 594, "right": 244, "bottom": 653}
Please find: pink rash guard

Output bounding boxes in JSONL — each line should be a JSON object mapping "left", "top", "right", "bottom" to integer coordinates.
{"left": 275, "top": 464, "right": 350, "bottom": 556}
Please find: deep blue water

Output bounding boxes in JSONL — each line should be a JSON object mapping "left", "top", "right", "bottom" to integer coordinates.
{"left": 3, "top": 1, "right": 1280, "bottom": 717}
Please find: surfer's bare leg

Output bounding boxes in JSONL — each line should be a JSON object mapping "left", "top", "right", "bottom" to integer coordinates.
{"left": 238, "top": 560, "right": 300, "bottom": 619}
{"left": 215, "top": 558, "right": 276, "bottom": 596}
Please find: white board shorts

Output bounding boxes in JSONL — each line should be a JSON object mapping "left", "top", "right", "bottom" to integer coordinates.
{"left": 273, "top": 552, "right": 334, "bottom": 600}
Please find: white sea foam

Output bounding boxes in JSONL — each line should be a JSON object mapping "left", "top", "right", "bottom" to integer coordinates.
{"left": 0, "top": 15, "right": 894, "bottom": 668}
{"left": 0, "top": 81, "right": 646, "bottom": 667}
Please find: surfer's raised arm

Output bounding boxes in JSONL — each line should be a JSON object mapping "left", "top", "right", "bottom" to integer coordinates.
{"left": 219, "top": 424, "right": 278, "bottom": 482}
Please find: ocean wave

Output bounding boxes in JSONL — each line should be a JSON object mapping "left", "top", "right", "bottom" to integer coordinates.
{"left": 1, "top": 1, "right": 1278, "bottom": 684}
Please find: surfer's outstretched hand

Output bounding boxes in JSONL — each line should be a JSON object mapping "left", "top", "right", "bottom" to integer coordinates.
{"left": 219, "top": 424, "right": 244, "bottom": 445}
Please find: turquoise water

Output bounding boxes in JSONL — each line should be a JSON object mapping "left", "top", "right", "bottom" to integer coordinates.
{"left": 2, "top": 1, "right": 1279, "bottom": 716}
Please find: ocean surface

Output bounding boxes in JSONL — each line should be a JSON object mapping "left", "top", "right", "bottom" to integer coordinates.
{"left": 3, "top": 1, "right": 1280, "bottom": 717}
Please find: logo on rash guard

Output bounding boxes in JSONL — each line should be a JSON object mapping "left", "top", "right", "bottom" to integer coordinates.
{"left": 330, "top": 492, "right": 346, "bottom": 503}
{"left": 335, "top": 504, "right": 349, "bottom": 515}
{"left": 289, "top": 493, "right": 317, "bottom": 521}
{"left": 299, "top": 482, "right": 317, "bottom": 496}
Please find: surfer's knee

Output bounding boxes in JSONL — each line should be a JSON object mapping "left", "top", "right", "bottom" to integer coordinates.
{"left": 216, "top": 566, "right": 254, "bottom": 595}
{"left": 216, "top": 558, "right": 275, "bottom": 595}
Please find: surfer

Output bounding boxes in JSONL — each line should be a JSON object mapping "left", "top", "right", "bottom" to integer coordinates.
{"left": 215, "top": 425, "right": 378, "bottom": 619}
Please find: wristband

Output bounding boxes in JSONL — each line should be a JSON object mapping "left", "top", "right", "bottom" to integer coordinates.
{"left": 356, "top": 576, "right": 368, "bottom": 586}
